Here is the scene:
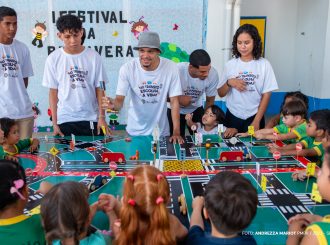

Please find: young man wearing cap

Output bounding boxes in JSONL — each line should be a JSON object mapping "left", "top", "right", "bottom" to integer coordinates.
{"left": 167, "top": 49, "right": 226, "bottom": 137}
{"left": 0, "top": 6, "right": 34, "bottom": 139}
{"left": 102, "top": 31, "right": 183, "bottom": 143}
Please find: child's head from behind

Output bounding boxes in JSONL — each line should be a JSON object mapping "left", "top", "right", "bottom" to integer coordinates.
{"left": 282, "top": 100, "right": 307, "bottom": 127}
{"left": 116, "top": 165, "right": 174, "bottom": 245}
{"left": 317, "top": 147, "right": 330, "bottom": 201}
{"left": 281, "top": 91, "right": 309, "bottom": 113}
{"left": 0, "top": 117, "right": 19, "bottom": 145}
{"left": 40, "top": 181, "right": 90, "bottom": 245}
{"left": 0, "top": 159, "right": 27, "bottom": 212}
{"left": 202, "top": 105, "right": 225, "bottom": 128}
{"left": 56, "top": 15, "right": 83, "bottom": 49}
{"left": 307, "top": 109, "right": 330, "bottom": 138}
{"left": 232, "top": 24, "right": 262, "bottom": 60}
{"left": 204, "top": 171, "right": 258, "bottom": 236}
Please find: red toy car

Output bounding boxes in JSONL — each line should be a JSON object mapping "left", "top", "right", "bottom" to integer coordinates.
{"left": 102, "top": 152, "right": 125, "bottom": 163}
{"left": 219, "top": 151, "right": 244, "bottom": 161}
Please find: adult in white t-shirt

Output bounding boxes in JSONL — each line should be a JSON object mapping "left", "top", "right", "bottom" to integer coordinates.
{"left": 102, "top": 32, "right": 183, "bottom": 143}
{"left": 167, "top": 49, "right": 219, "bottom": 136}
{"left": 218, "top": 24, "right": 278, "bottom": 133}
{"left": 42, "top": 14, "right": 109, "bottom": 137}
{"left": 0, "top": 7, "right": 34, "bottom": 139}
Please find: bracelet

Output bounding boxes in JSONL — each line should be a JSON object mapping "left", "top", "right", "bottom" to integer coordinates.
{"left": 226, "top": 80, "right": 232, "bottom": 87}
{"left": 99, "top": 115, "right": 106, "bottom": 118}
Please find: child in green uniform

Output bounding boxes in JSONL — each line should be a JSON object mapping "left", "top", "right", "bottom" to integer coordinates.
{"left": 0, "top": 117, "right": 39, "bottom": 156}
{"left": 0, "top": 160, "right": 46, "bottom": 244}
{"left": 265, "top": 91, "right": 309, "bottom": 129}
{"left": 269, "top": 109, "right": 330, "bottom": 160}
{"left": 287, "top": 146, "right": 330, "bottom": 245}
{"left": 253, "top": 100, "right": 308, "bottom": 143}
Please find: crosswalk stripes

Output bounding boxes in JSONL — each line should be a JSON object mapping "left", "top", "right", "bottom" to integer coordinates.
{"left": 188, "top": 175, "right": 210, "bottom": 183}
{"left": 265, "top": 188, "right": 291, "bottom": 195}
{"left": 278, "top": 205, "right": 309, "bottom": 214}
{"left": 28, "top": 193, "right": 43, "bottom": 202}
{"left": 258, "top": 195, "right": 274, "bottom": 206}
{"left": 201, "top": 159, "right": 216, "bottom": 165}
{"left": 295, "top": 194, "right": 317, "bottom": 205}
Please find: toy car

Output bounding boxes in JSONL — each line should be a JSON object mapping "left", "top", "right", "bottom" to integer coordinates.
{"left": 178, "top": 193, "right": 187, "bottom": 215}
{"left": 102, "top": 152, "right": 125, "bottom": 163}
{"left": 219, "top": 151, "right": 244, "bottom": 161}
{"left": 88, "top": 175, "right": 107, "bottom": 192}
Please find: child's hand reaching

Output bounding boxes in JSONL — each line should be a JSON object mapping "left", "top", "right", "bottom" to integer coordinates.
{"left": 236, "top": 132, "right": 250, "bottom": 137}
{"left": 292, "top": 170, "right": 307, "bottom": 181}
{"left": 98, "top": 193, "right": 120, "bottom": 215}
{"left": 4, "top": 155, "right": 19, "bottom": 162}
{"left": 223, "top": 128, "right": 238, "bottom": 138}
{"left": 30, "top": 138, "right": 40, "bottom": 152}
{"left": 36, "top": 181, "right": 54, "bottom": 195}
{"left": 288, "top": 213, "right": 322, "bottom": 225}
{"left": 192, "top": 196, "right": 204, "bottom": 210}
{"left": 254, "top": 131, "right": 264, "bottom": 140}
{"left": 185, "top": 113, "right": 193, "bottom": 122}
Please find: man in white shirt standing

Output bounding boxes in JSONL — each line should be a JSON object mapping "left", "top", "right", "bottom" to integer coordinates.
{"left": 102, "top": 31, "right": 183, "bottom": 143}
{"left": 0, "top": 6, "right": 34, "bottom": 139}
{"left": 167, "top": 49, "right": 219, "bottom": 136}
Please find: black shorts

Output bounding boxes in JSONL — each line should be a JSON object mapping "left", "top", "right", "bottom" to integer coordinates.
{"left": 58, "top": 121, "right": 103, "bottom": 136}
{"left": 225, "top": 109, "right": 265, "bottom": 133}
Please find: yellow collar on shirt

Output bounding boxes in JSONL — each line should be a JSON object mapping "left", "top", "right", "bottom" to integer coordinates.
{"left": 4, "top": 145, "right": 19, "bottom": 156}
{"left": 0, "top": 214, "right": 30, "bottom": 226}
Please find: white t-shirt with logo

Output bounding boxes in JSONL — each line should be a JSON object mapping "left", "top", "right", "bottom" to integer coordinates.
{"left": 218, "top": 57, "right": 278, "bottom": 119}
{"left": 168, "top": 62, "right": 219, "bottom": 114}
{"left": 116, "top": 57, "right": 182, "bottom": 136}
{"left": 0, "top": 39, "right": 34, "bottom": 119}
{"left": 195, "top": 122, "right": 227, "bottom": 135}
{"left": 42, "top": 47, "right": 108, "bottom": 124}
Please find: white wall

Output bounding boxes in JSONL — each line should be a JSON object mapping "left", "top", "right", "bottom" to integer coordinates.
{"left": 240, "top": 0, "right": 299, "bottom": 92}
{"left": 294, "top": 0, "right": 329, "bottom": 99}
{"left": 321, "top": 1, "right": 330, "bottom": 98}
{"left": 205, "top": 0, "right": 227, "bottom": 74}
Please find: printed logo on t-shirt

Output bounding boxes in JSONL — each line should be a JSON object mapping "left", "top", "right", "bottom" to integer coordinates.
{"left": 67, "top": 65, "right": 88, "bottom": 89}
{"left": 184, "top": 85, "right": 202, "bottom": 101}
{"left": 138, "top": 80, "right": 162, "bottom": 104}
{"left": 0, "top": 53, "right": 19, "bottom": 78}
{"left": 237, "top": 71, "right": 259, "bottom": 91}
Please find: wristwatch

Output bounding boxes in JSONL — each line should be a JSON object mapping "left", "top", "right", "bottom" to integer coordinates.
{"left": 226, "top": 80, "right": 232, "bottom": 87}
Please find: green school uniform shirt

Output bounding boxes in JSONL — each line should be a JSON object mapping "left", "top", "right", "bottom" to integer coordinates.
{"left": 0, "top": 214, "right": 46, "bottom": 244}
{"left": 4, "top": 138, "right": 32, "bottom": 156}
{"left": 273, "top": 121, "right": 307, "bottom": 144}
{"left": 301, "top": 136, "right": 324, "bottom": 165}
{"left": 305, "top": 215, "right": 330, "bottom": 245}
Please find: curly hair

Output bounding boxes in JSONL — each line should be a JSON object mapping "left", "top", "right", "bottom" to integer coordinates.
{"left": 114, "top": 166, "right": 175, "bottom": 245}
{"left": 232, "top": 24, "right": 262, "bottom": 60}
{"left": 56, "top": 14, "right": 82, "bottom": 33}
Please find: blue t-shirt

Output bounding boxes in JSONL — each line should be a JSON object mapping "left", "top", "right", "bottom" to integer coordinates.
{"left": 53, "top": 230, "right": 110, "bottom": 245}
{"left": 186, "top": 226, "right": 257, "bottom": 245}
